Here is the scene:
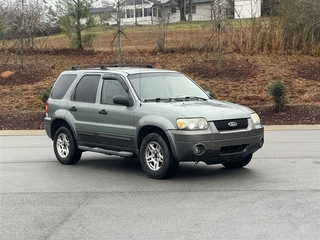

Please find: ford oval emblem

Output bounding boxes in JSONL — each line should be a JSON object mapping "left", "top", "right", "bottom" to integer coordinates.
{"left": 228, "top": 121, "right": 238, "bottom": 127}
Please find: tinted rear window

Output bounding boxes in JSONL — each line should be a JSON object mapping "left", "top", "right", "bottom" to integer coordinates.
{"left": 72, "top": 75, "right": 100, "bottom": 103}
{"left": 51, "top": 74, "right": 77, "bottom": 99}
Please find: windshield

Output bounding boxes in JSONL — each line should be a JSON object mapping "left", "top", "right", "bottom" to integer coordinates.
{"left": 128, "top": 72, "right": 209, "bottom": 102}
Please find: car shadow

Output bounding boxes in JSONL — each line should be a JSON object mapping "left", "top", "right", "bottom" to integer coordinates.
{"left": 175, "top": 162, "right": 256, "bottom": 180}
{"left": 76, "top": 153, "right": 257, "bottom": 181}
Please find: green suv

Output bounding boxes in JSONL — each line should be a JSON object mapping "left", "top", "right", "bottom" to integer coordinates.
{"left": 44, "top": 65, "right": 264, "bottom": 179}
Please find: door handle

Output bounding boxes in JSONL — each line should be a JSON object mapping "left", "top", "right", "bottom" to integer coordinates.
{"left": 98, "top": 109, "right": 108, "bottom": 115}
{"left": 69, "top": 106, "right": 77, "bottom": 112}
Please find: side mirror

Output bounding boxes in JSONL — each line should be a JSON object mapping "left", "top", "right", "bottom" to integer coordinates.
{"left": 113, "top": 95, "right": 132, "bottom": 107}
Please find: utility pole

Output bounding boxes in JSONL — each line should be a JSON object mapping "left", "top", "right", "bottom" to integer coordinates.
{"left": 20, "top": 0, "right": 25, "bottom": 69}
{"left": 184, "top": 0, "right": 186, "bottom": 21}
{"left": 188, "top": 0, "right": 193, "bottom": 21}
{"left": 116, "top": 0, "right": 122, "bottom": 64}
{"left": 134, "top": 0, "right": 137, "bottom": 25}
{"left": 217, "top": 0, "right": 222, "bottom": 70}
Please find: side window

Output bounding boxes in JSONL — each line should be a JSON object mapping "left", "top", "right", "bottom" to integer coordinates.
{"left": 72, "top": 75, "right": 100, "bottom": 103}
{"left": 101, "top": 79, "right": 128, "bottom": 105}
{"left": 51, "top": 74, "right": 77, "bottom": 99}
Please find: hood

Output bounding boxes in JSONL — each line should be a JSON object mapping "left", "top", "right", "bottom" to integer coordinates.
{"left": 142, "top": 99, "right": 254, "bottom": 121}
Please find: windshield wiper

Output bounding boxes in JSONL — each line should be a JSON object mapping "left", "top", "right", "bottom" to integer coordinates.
{"left": 144, "top": 98, "right": 171, "bottom": 102}
{"left": 144, "top": 96, "right": 208, "bottom": 102}
{"left": 171, "top": 96, "right": 208, "bottom": 101}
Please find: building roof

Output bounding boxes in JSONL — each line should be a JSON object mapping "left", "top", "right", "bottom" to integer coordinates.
{"left": 162, "top": 0, "right": 213, "bottom": 5}
{"left": 90, "top": 6, "right": 114, "bottom": 14}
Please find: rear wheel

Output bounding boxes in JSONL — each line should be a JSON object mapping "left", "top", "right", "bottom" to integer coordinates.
{"left": 222, "top": 153, "right": 252, "bottom": 169}
{"left": 140, "top": 133, "right": 179, "bottom": 179}
{"left": 53, "top": 127, "right": 82, "bottom": 165}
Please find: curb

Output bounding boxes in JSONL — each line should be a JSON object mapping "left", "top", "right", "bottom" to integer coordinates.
{"left": 1, "top": 125, "right": 320, "bottom": 136}
{"left": 0, "top": 130, "right": 46, "bottom": 136}
{"left": 264, "top": 125, "right": 320, "bottom": 131}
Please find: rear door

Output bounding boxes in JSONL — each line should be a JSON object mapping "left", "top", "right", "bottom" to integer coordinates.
{"left": 66, "top": 74, "right": 100, "bottom": 144}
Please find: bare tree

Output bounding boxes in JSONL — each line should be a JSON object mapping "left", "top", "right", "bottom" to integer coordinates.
{"left": 1, "top": 0, "right": 52, "bottom": 43}
{"left": 210, "top": 0, "right": 223, "bottom": 20}
{"left": 155, "top": 2, "right": 172, "bottom": 52}
{"left": 110, "top": 0, "right": 125, "bottom": 63}
{"left": 276, "top": 0, "right": 320, "bottom": 51}
{"left": 175, "top": 0, "right": 186, "bottom": 21}
{"left": 0, "top": 12, "right": 8, "bottom": 40}
{"left": 261, "top": 0, "right": 278, "bottom": 16}
{"left": 0, "top": 0, "right": 53, "bottom": 68}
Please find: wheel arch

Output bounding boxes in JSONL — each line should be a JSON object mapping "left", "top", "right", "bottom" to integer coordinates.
{"left": 50, "top": 118, "right": 78, "bottom": 141}
{"left": 136, "top": 125, "right": 172, "bottom": 155}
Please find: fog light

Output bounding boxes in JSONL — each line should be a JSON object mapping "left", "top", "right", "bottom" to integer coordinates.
{"left": 192, "top": 144, "right": 205, "bottom": 156}
{"left": 259, "top": 137, "right": 264, "bottom": 148}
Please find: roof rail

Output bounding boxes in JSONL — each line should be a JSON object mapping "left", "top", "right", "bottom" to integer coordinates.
{"left": 106, "top": 64, "right": 153, "bottom": 68}
{"left": 71, "top": 64, "right": 108, "bottom": 70}
{"left": 71, "top": 64, "right": 153, "bottom": 70}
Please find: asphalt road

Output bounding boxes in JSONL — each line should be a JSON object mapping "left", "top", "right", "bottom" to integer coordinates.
{"left": 0, "top": 129, "right": 319, "bottom": 240}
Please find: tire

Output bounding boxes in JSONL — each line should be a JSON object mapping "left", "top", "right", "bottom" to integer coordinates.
{"left": 53, "top": 127, "right": 82, "bottom": 165}
{"left": 140, "top": 133, "right": 179, "bottom": 179}
{"left": 222, "top": 153, "right": 253, "bottom": 169}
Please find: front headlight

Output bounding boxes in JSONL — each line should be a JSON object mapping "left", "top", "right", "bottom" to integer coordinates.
{"left": 176, "top": 118, "right": 208, "bottom": 130}
{"left": 251, "top": 113, "right": 261, "bottom": 125}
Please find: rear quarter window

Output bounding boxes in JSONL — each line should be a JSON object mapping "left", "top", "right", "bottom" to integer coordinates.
{"left": 51, "top": 74, "right": 77, "bottom": 99}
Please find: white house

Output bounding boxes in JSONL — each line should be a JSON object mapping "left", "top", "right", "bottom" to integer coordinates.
{"left": 163, "top": 0, "right": 235, "bottom": 23}
{"left": 89, "top": 0, "right": 261, "bottom": 26}
{"left": 234, "top": 0, "right": 261, "bottom": 19}
{"left": 90, "top": 0, "right": 163, "bottom": 25}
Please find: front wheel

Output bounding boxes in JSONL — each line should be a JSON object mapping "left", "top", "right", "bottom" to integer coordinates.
{"left": 140, "top": 133, "right": 179, "bottom": 179}
{"left": 53, "top": 127, "right": 82, "bottom": 165}
{"left": 222, "top": 153, "right": 253, "bottom": 169}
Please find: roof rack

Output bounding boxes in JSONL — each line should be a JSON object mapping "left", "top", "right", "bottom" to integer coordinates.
{"left": 71, "top": 64, "right": 153, "bottom": 70}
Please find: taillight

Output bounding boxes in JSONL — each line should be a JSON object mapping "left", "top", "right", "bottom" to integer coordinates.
{"left": 45, "top": 100, "right": 48, "bottom": 117}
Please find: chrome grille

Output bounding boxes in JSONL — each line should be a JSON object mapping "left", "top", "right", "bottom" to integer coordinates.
{"left": 213, "top": 118, "right": 248, "bottom": 131}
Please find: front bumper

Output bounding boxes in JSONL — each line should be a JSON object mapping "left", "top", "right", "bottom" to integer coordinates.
{"left": 166, "top": 122, "right": 264, "bottom": 164}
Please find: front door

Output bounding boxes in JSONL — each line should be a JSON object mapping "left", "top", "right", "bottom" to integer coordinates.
{"left": 95, "top": 76, "right": 135, "bottom": 151}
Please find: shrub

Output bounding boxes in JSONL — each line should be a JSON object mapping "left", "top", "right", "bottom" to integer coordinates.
{"left": 40, "top": 86, "right": 52, "bottom": 103}
{"left": 208, "top": 90, "right": 217, "bottom": 99}
{"left": 268, "top": 79, "right": 286, "bottom": 111}
{"left": 202, "top": 86, "right": 217, "bottom": 99}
